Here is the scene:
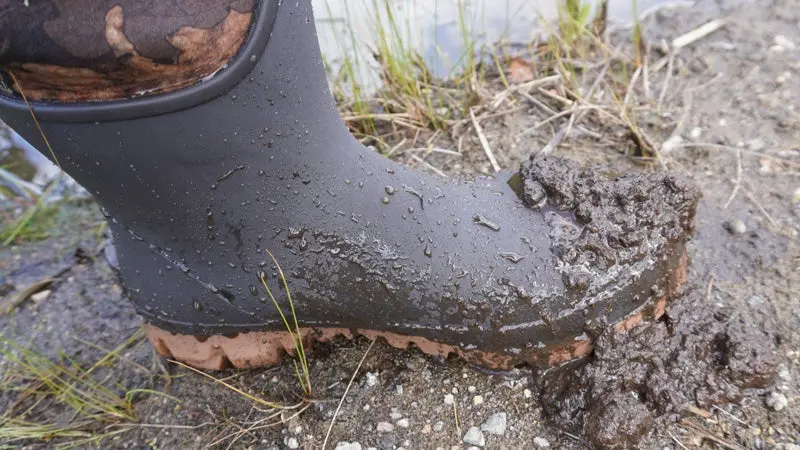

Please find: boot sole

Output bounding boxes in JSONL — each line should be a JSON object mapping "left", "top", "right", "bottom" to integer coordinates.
{"left": 145, "top": 250, "right": 684, "bottom": 371}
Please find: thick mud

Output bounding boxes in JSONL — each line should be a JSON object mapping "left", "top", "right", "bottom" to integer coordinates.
{"left": 519, "top": 154, "right": 699, "bottom": 282}
{"left": 540, "top": 282, "right": 780, "bottom": 449}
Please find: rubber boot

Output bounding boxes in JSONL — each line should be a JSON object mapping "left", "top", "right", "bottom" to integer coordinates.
{"left": 0, "top": 0, "right": 699, "bottom": 370}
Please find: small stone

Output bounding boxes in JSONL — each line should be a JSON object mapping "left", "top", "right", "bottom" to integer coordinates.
{"left": 376, "top": 422, "right": 394, "bottom": 433}
{"left": 366, "top": 372, "right": 378, "bottom": 387}
{"left": 422, "top": 424, "right": 432, "bottom": 434}
{"left": 480, "top": 412, "right": 507, "bottom": 436}
{"left": 30, "top": 289, "right": 51, "bottom": 302}
{"left": 766, "top": 392, "right": 788, "bottom": 411}
{"left": 778, "top": 367, "right": 791, "bottom": 382}
{"left": 468, "top": 385, "right": 477, "bottom": 393}
{"left": 775, "top": 444, "right": 800, "bottom": 450}
{"left": 396, "top": 418, "right": 410, "bottom": 428}
{"left": 285, "top": 437, "right": 299, "bottom": 449}
{"left": 746, "top": 138, "right": 766, "bottom": 151}
{"left": 335, "top": 443, "right": 362, "bottom": 450}
{"left": 433, "top": 421, "right": 445, "bottom": 432}
{"left": 723, "top": 219, "right": 746, "bottom": 235}
{"left": 774, "top": 35, "right": 796, "bottom": 50}
{"left": 396, "top": 384, "right": 404, "bottom": 395}
{"left": 473, "top": 395, "right": 484, "bottom": 405}
{"left": 689, "top": 127, "right": 703, "bottom": 140}
{"left": 390, "top": 411, "right": 402, "bottom": 420}
{"left": 444, "top": 394, "right": 455, "bottom": 405}
{"left": 534, "top": 437, "right": 551, "bottom": 448}
{"left": 661, "top": 135, "right": 684, "bottom": 153}
{"left": 462, "top": 427, "right": 485, "bottom": 447}
{"left": 523, "top": 389, "right": 532, "bottom": 399}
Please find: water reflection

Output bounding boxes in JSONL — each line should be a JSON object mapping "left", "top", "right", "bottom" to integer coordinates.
{"left": 314, "top": 0, "right": 679, "bottom": 85}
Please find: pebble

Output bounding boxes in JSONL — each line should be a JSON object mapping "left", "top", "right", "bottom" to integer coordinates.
{"left": 534, "top": 437, "right": 551, "bottom": 448}
{"left": 396, "top": 418, "right": 410, "bottom": 428}
{"left": 422, "top": 423, "right": 432, "bottom": 434}
{"left": 523, "top": 389, "right": 532, "bottom": 399}
{"left": 480, "top": 412, "right": 507, "bottom": 436}
{"left": 30, "top": 289, "right": 51, "bottom": 302}
{"left": 468, "top": 385, "right": 477, "bottom": 393}
{"left": 472, "top": 395, "right": 484, "bottom": 405}
{"left": 390, "top": 411, "right": 402, "bottom": 420}
{"left": 747, "top": 138, "right": 766, "bottom": 151}
{"left": 433, "top": 421, "right": 445, "bottom": 432}
{"left": 766, "top": 392, "right": 788, "bottom": 411}
{"left": 444, "top": 394, "right": 455, "bottom": 405}
{"left": 778, "top": 367, "right": 791, "bottom": 382}
{"left": 462, "top": 427, "right": 485, "bottom": 447}
{"left": 335, "top": 443, "right": 362, "bottom": 450}
{"left": 689, "top": 127, "right": 703, "bottom": 140}
{"left": 723, "top": 219, "right": 747, "bottom": 235}
{"left": 376, "top": 422, "right": 394, "bottom": 433}
{"left": 366, "top": 372, "right": 378, "bottom": 387}
{"left": 285, "top": 437, "right": 299, "bottom": 449}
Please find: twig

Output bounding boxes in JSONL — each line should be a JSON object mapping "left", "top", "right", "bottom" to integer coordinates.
{"left": 657, "top": 50, "right": 676, "bottom": 111}
{"left": 469, "top": 108, "right": 501, "bottom": 172}
{"left": 672, "top": 19, "right": 727, "bottom": 50}
{"left": 321, "top": 340, "right": 375, "bottom": 450}
{"left": 712, "top": 405, "right": 748, "bottom": 426}
{"left": 453, "top": 396, "right": 461, "bottom": 440}
{"left": 652, "top": 19, "right": 727, "bottom": 73}
{"left": 623, "top": 65, "right": 643, "bottom": 109}
{"left": 723, "top": 148, "right": 742, "bottom": 209}
{"left": 668, "top": 431, "right": 690, "bottom": 450}
{"left": 408, "top": 153, "right": 448, "bottom": 178}
{"left": 539, "top": 64, "right": 610, "bottom": 155}
{"left": 742, "top": 187, "right": 779, "bottom": 228}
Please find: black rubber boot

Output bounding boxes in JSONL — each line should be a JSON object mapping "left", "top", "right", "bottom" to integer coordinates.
{"left": 0, "top": 0, "right": 699, "bottom": 370}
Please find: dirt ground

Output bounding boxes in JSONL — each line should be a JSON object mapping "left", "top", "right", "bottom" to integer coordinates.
{"left": 1, "top": 0, "right": 799, "bottom": 449}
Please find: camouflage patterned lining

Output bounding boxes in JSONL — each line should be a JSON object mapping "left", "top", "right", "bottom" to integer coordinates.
{"left": 0, "top": 0, "right": 255, "bottom": 102}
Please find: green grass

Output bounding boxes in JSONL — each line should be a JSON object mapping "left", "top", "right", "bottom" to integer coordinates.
{"left": 0, "top": 201, "right": 63, "bottom": 245}
{"left": 0, "top": 330, "right": 174, "bottom": 448}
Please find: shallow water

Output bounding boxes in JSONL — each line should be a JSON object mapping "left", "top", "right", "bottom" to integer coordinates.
{"left": 314, "top": 0, "right": 682, "bottom": 85}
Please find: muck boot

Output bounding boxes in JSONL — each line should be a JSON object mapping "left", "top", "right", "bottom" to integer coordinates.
{"left": 0, "top": 0, "right": 700, "bottom": 371}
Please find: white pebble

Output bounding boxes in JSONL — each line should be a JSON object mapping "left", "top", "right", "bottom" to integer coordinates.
{"left": 462, "top": 427, "right": 485, "bottom": 447}
{"left": 366, "top": 372, "right": 378, "bottom": 387}
{"left": 766, "top": 392, "right": 788, "bottom": 411}
{"left": 534, "top": 437, "right": 551, "bottom": 448}
{"left": 396, "top": 418, "right": 410, "bottom": 428}
{"left": 473, "top": 395, "right": 485, "bottom": 405}
{"left": 444, "top": 394, "right": 455, "bottom": 405}
{"left": 335, "top": 443, "right": 362, "bottom": 450}
{"left": 376, "top": 422, "right": 394, "bottom": 433}
{"left": 285, "top": 437, "right": 299, "bottom": 449}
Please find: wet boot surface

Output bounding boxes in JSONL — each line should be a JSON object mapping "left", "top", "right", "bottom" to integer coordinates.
{"left": 1, "top": 0, "right": 799, "bottom": 448}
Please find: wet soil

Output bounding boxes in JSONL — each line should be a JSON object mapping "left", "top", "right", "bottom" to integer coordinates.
{"left": 2, "top": 0, "right": 799, "bottom": 449}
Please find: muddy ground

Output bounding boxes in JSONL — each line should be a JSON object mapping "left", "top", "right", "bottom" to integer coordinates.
{"left": 1, "top": 0, "right": 799, "bottom": 449}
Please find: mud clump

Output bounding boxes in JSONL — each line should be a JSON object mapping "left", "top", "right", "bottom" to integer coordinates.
{"left": 518, "top": 154, "right": 700, "bottom": 271}
{"left": 539, "top": 285, "right": 780, "bottom": 449}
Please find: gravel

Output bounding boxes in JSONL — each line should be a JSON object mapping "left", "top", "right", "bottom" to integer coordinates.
{"left": 472, "top": 395, "right": 484, "bottom": 405}
{"left": 335, "top": 443, "right": 362, "bottom": 450}
{"left": 724, "top": 218, "right": 747, "bottom": 235}
{"left": 396, "top": 418, "right": 410, "bottom": 428}
{"left": 766, "top": 392, "right": 789, "bottom": 411}
{"left": 444, "top": 394, "right": 455, "bottom": 405}
{"left": 433, "top": 421, "right": 444, "bottom": 432}
{"left": 285, "top": 437, "right": 299, "bottom": 449}
{"left": 480, "top": 412, "right": 507, "bottom": 436}
{"left": 463, "top": 427, "right": 486, "bottom": 447}
{"left": 376, "top": 422, "right": 394, "bottom": 433}
{"left": 533, "top": 436, "right": 551, "bottom": 448}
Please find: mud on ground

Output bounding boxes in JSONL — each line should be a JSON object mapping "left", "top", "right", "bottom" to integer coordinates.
{"left": 1, "top": 0, "right": 799, "bottom": 449}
